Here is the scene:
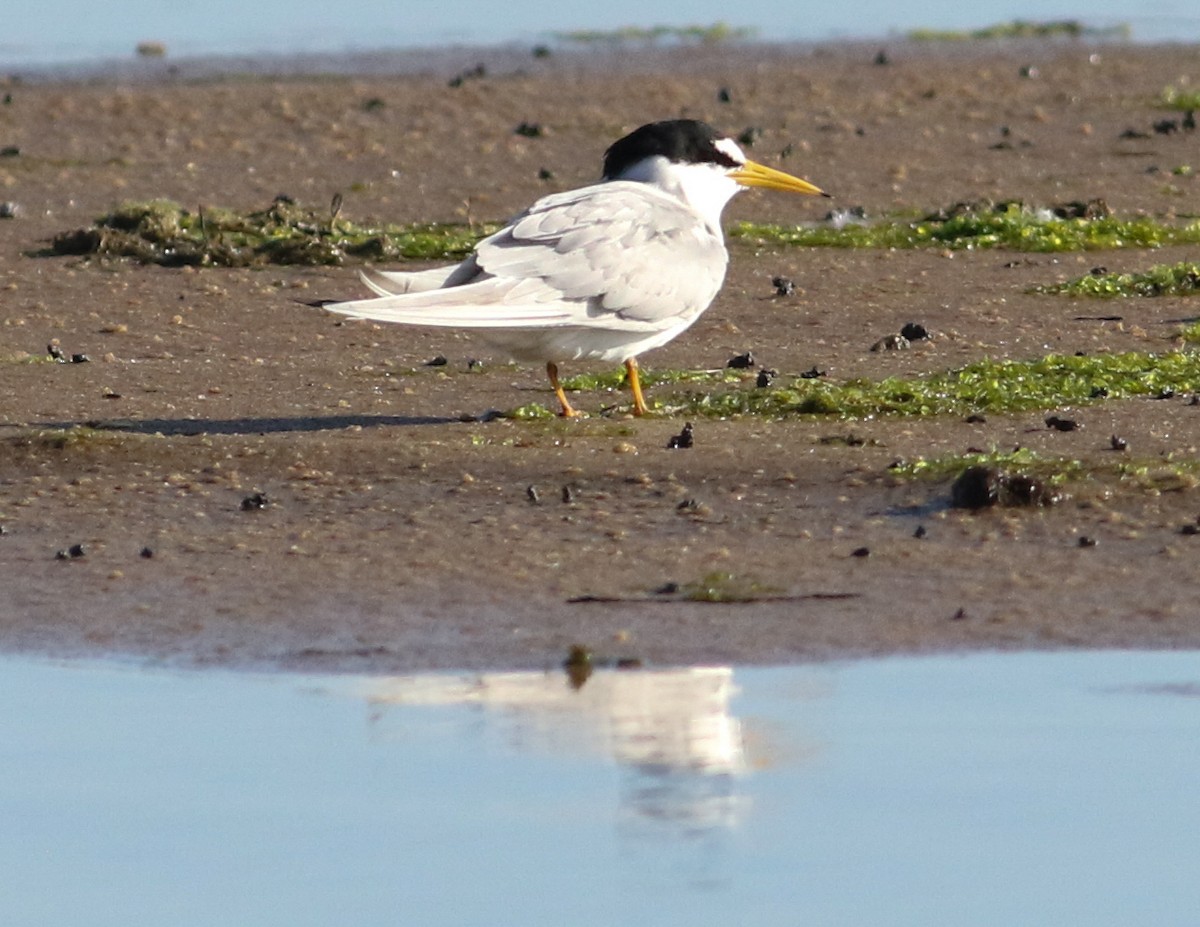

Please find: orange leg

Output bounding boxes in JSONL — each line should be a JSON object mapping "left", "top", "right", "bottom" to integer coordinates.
{"left": 546, "top": 361, "right": 580, "bottom": 417}
{"left": 625, "top": 358, "right": 649, "bottom": 416}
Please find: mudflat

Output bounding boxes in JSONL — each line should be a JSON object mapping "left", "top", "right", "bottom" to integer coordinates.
{"left": 2, "top": 41, "right": 1199, "bottom": 671}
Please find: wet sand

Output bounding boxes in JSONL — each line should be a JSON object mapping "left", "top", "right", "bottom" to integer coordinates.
{"left": 2, "top": 40, "right": 1200, "bottom": 671}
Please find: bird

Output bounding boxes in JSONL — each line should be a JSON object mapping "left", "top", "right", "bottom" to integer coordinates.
{"left": 320, "top": 119, "right": 827, "bottom": 416}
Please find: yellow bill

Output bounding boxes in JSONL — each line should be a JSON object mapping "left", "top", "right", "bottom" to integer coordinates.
{"left": 731, "top": 160, "right": 828, "bottom": 197}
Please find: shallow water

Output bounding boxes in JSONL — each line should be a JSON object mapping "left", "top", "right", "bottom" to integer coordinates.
{"left": 2, "top": 0, "right": 1197, "bottom": 68}
{"left": 2, "top": 651, "right": 1197, "bottom": 926}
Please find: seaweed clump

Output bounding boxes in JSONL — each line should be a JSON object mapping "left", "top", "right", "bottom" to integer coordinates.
{"left": 732, "top": 200, "right": 1200, "bottom": 253}
{"left": 47, "top": 197, "right": 492, "bottom": 267}
{"left": 1034, "top": 262, "right": 1200, "bottom": 298}
{"left": 671, "top": 350, "right": 1200, "bottom": 419}
{"left": 950, "top": 465, "right": 1062, "bottom": 508}
{"left": 907, "top": 20, "right": 1129, "bottom": 41}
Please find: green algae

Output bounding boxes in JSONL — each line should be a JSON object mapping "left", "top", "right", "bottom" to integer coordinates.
{"left": 6, "top": 426, "right": 142, "bottom": 452}
{"left": 890, "top": 447, "right": 1084, "bottom": 483}
{"left": 1034, "top": 262, "right": 1200, "bottom": 298}
{"left": 506, "top": 351, "right": 1200, "bottom": 420}
{"left": 507, "top": 403, "right": 558, "bottom": 421}
{"left": 553, "top": 23, "right": 755, "bottom": 45}
{"left": 732, "top": 203, "right": 1200, "bottom": 253}
{"left": 672, "top": 350, "right": 1200, "bottom": 419}
{"left": 673, "top": 571, "right": 781, "bottom": 603}
{"left": 892, "top": 446, "right": 1200, "bottom": 495}
{"left": 49, "top": 199, "right": 1200, "bottom": 268}
{"left": 1160, "top": 86, "right": 1200, "bottom": 111}
{"left": 907, "top": 19, "right": 1129, "bottom": 41}
{"left": 47, "top": 198, "right": 496, "bottom": 267}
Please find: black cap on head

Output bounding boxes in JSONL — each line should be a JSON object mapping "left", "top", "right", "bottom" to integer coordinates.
{"left": 602, "top": 119, "right": 739, "bottom": 180}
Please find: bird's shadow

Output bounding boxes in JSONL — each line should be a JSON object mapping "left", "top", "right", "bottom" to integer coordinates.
{"left": 22, "top": 412, "right": 465, "bottom": 437}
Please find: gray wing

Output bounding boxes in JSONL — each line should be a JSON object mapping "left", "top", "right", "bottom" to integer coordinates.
{"left": 473, "top": 182, "right": 729, "bottom": 327}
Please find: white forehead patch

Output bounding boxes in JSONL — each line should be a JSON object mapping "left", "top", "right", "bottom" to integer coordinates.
{"left": 714, "top": 137, "right": 747, "bottom": 166}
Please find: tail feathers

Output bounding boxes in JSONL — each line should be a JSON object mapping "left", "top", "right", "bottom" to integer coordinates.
{"left": 359, "top": 266, "right": 460, "bottom": 296}
{"left": 322, "top": 281, "right": 575, "bottom": 329}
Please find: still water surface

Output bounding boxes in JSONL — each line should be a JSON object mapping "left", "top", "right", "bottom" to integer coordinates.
{"left": 2, "top": 651, "right": 1197, "bottom": 926}
{"left": 2, "top": 0, "right": 1199, "bottom": 66}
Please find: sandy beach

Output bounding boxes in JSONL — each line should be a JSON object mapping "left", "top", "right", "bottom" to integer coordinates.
{"left": 2, "top": 39, "right": 1200, "bottom": 671}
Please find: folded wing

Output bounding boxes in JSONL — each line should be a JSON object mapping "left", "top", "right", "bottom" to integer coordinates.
{"left": 321, "top": 181, "right": 728, "bottom": 334}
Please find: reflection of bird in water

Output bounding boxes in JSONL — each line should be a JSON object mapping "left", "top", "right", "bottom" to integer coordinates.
{"left": 321, "top": 119, "right": 826, "bottom": 416}
{"left": 364, "top": 666, "right": 744, "bottom": 775}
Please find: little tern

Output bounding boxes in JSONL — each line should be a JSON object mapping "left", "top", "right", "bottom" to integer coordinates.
{"left": 322, "top": 119, "right": 827, "bottom": 416}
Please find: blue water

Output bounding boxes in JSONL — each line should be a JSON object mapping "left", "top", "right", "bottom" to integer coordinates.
{"left": 2, "top": 0, "right": 1198, "bottom": 66}
{"left": 2, "top": 651, "right": 1197, "bottom": 926}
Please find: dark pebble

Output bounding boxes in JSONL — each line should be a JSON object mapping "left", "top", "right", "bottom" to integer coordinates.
{"left": 447, "top": 64, "right": 486, "bottom": 87}
{"left": 667, "top": 422, "right": 694, "bottom": 449}
{"left": 737, "top": 126, "right": 763, "bottom": 147}
{"left": 1045, "top": 415, "right": 1080, "bottom": 432}
{"left": 726, "top": 351, "right": 755, "bottom": 369}
{"left": 952, "top": 466, "right": 1001, "bottom": 508}
{"left": 241, "top": 492, "right": 269, "bottom": 511}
